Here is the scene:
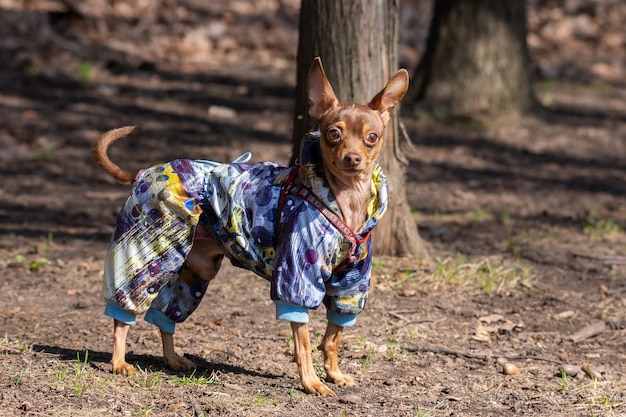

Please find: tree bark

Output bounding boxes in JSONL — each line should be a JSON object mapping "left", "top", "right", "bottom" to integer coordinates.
{"left": 411, "top": 0, "right": 534, "bottom": 115}
{"left": 293, "top": 0, "right": 427, "bottom": 257}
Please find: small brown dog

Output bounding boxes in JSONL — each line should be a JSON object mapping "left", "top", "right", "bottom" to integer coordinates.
{"left": 94, "top": 58, "right": 408, "bottom": 396}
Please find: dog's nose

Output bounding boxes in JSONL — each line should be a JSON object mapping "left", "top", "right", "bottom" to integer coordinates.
{"left": 344, "top": 153, "right": 362, "bottom": 167}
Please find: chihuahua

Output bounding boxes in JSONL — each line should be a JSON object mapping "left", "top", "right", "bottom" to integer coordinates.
{"left": 93, "top": 58, "right": 408, "bottom": 396}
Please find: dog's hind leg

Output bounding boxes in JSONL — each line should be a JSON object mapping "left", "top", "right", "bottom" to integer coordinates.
{"left": 321, "top": 322, "right": 355, "bottom": 387}
{"left": 160, "top": 330, "right": 196, "bottom": 371}
{"left": 112, "top": 319, "right": 136, "bottom": 376}
{"left": 157, "top": 249, "right": 224, "bottom": 371}
{"left": 152, "top": 267, "right": 206, "bottom": 371}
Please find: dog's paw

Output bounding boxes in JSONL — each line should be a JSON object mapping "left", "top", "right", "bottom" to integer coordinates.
{"left": 112, "top": 361, "right": 136, "bottom": 376}
{"left": 302, "top": 379, "right": 337, "bottom": 397}
{"left": 326, "top": 371, "right": 355, "bottom": 387}
{"left": 164, "top": 353, "right": 196, "bottom": 371}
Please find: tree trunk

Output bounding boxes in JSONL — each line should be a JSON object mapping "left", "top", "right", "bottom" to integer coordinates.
{"left": 293, "top": 0, "right": 427, "bottom": 258}
{"left": 411, "top": 0, "right": 534, "bottom": 115}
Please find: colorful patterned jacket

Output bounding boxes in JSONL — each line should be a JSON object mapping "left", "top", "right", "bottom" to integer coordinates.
{"left": 103, "top": 132, "right": 388, "bottom": 326}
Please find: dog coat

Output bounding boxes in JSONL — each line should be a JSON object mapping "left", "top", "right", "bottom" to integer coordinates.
{"left": 103, "top": 132, "right": 388, "bottom": 332}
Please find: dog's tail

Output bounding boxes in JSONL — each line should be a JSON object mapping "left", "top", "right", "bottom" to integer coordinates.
{"left": 92, "top": 126, "right": 138, "bottom": 185}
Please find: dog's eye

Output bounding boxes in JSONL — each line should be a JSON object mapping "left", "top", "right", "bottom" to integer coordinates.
{"left": 364, "top": 132, "right": 378, "bottom": 145}
{"left": 327, "top": 128, "right": 341, "bottom": 142}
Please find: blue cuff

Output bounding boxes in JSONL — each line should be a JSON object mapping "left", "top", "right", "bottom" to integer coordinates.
{"left": 104, "top": 299, "right": 136, "bottom": 325}
{"left": 145, "top": 309, "right": 176, "bottom": 334}
{"left": 327, "top": 310, "right": 357, "bottom": 327}
{"left": 274, "top": 301, "right": 309, "bottom": 323}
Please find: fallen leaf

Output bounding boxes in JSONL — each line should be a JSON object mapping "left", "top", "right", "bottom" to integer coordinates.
{"left": 199, "top": 319, "right": 223, "bottom": 327}
{"left": 473, "top": 326, "right": 491, "bottom": 342}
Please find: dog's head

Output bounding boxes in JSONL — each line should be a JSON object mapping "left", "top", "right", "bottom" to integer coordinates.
{"left": 306, "top": 57, "right": 409, "bottom": 180}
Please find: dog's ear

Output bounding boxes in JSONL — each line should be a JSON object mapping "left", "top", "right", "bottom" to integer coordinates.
{"left": 368, "top": 69, "right": 410, "bottom": 124}
{"left": 307, "top": 57, "right": 339, "bottom": 121}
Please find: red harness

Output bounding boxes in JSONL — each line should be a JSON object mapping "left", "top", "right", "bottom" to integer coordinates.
{"left": 277, "top": 167, "right": 370, "bottom": 271}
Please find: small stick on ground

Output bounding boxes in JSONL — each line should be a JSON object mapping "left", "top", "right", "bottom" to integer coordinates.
{"left": 570, "top": 252, "right": 626, "bottom": 265}
{"left": 188, "top": 394, "right": 203, "bottom": 417}
{"left": 569, "top": 320, "right": 607, "bottom": 343}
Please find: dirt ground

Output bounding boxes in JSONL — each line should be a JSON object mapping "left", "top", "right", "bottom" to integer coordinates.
{"left": 1, "top": 1, "right": 626, "bottom": 416}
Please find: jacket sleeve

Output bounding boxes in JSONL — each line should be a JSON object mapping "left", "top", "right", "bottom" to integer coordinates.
{"left": 323, "top": 241, "right": 372, "bottom": 316}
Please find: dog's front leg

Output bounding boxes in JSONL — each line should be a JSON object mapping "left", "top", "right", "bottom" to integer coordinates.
{"left": 321, "top": 322, "right": 355, "bottom": 387}
{"left": 290, "top": 322, "right": 336, "bottom": 397}
{"left": 160, "top": 330, "right": 196, "bottom": 371}
{"left": 112, "top": 319, "right": 136, "bottom": 376}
